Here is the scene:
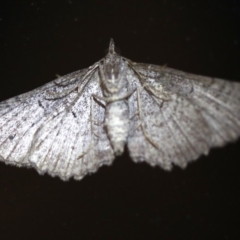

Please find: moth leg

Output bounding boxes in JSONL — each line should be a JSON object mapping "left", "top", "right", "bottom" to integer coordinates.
{"left": 77, "top": 96, "right": 95, "bottom": 159}
{"left": 129, "top": 110, "right": 139, "bottom": 120}
{"left": 131, "top": 121, "right": 142, "bottom": 133}
{"left": 92, "top": 118, "right": 104, "bottom": 139}
{"left": 90, "top": 95, "right": 106, "bottom": 139}
{"left": 136, "top": 88, "right": 162, "bottom": 150}
{"left": 92, "top": 94, "right": 106, "bottom": 108}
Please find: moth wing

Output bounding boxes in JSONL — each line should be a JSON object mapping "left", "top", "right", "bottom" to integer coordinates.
{"left": 127, "top": 63, "right": 240, "bottom": 169}
{"left": 0, "top": 68, "right": 114, "bottom": 180}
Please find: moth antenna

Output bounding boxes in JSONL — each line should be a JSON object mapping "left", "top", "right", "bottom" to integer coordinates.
{"left": 109, "top": 38, "right": 115, "bottom": 54}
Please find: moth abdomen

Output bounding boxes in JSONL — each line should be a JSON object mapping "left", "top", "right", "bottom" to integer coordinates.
{"left": 105, "top": 100, "right": 129, "bottom": 156}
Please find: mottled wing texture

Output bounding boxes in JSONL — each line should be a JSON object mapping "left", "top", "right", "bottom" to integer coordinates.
{"left": 127, "top": 63, "right": 240, "bottom": 170}
{"left": 0, "top": 68, "right": 114, "bottom": 180}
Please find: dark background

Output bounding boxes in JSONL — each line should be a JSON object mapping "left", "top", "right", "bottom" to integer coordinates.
{"left": 0, "top": 0, "right": 239, "bottom": 239}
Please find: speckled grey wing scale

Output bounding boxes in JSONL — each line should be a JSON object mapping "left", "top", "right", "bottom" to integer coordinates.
{"left": 0, "top": 68, "right": 114, "bottom": 180}
{"left": 0, "top": 39, "right": 240, "bottom": 181}
{"left": 127, "top": 63, "right": 240, "bottom": 169}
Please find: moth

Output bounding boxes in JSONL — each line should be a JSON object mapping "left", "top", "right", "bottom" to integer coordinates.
{"left": 0, "top": 39, "right": 239, "bottom": 180}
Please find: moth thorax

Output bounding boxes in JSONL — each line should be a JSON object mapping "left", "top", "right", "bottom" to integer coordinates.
{"left": 102, "top": 56, "right": 127, "bottom": 94}
{"left": 105, "top": 100, "right": 129, "bottom": 156}
{"left": 105, "top": 63, "right": 120, "bottom": 81}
